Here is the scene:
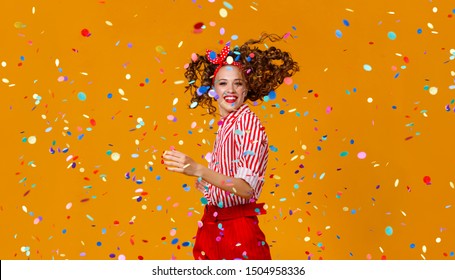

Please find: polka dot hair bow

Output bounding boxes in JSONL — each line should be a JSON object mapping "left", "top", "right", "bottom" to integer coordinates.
{"left": 206, "top": 42, "right": 243, "bottom": 84}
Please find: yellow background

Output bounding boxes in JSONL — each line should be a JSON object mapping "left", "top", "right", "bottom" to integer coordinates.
{"left": 1, "top": 0, "right": 455, "bottom": 260}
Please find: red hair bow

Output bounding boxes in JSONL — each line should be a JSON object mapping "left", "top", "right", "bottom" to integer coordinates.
{"left": 206, "top": 43, "right": 243, "bottom": 84}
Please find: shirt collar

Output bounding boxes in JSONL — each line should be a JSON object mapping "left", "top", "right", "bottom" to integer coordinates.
{"left": 219, "top": 104, "right": 249, "bottom": 126}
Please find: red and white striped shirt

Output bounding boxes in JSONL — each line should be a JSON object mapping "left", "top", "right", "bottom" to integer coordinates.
{"left": 204, "top": 104, "right": 269, "bottom": 207}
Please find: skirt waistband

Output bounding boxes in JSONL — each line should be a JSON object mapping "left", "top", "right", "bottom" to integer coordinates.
{"left": 203, "top": 203, "right": 267, "bottom": 222}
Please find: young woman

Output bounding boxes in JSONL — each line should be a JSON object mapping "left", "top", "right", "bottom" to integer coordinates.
{"left": 163, "top": 34, "right": 299, "bottom": 260}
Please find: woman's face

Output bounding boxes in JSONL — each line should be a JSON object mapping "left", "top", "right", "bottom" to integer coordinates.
{"left": 213, "top": 65, "right": 247, "bottom": 117}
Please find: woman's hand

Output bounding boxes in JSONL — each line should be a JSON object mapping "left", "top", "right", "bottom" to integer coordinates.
{"left": 194, "top": 179, "right": 208, "bottom": 194}
{"left": 162, "top": 150, "right": 201, "bottom": 177}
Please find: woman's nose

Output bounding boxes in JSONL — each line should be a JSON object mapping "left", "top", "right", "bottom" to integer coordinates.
{"left": 226, "top": 83, "right": 235, "bottom": 93}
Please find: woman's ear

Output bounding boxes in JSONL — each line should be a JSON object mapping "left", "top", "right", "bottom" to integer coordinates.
{"left": 242, "top": 89, "right": 248, "bottom": 102}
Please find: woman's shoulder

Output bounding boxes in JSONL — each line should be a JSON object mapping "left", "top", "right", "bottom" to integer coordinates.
{"left": 236, "top": 106, "right": 266, "bottom": 131}
{"left": 237, "top": 105, "right": 261, "bottom": 121}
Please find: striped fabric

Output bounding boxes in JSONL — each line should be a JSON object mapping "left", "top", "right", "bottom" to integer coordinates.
{"left": 205, "top": 104, "right": 269, "bottom": 207}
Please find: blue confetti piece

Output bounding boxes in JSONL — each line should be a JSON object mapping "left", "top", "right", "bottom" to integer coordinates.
{"left": 77, "top": 91, "right": 87, "bottom": 101}
{"left": 387, "top": 31, "right": 397, "bottom": 40}
{"left": 268, "top": 90, "right": 276, "bottom": 100}
{"left": 223, "top": 1, "right": 233, "bottom": 10}
{"left": 363, "top": 64, "right": 372, "bottom": 71}
{"left": 335, "top": 29, "right": 342, "bottom": 38}
{"left": 385, "top": 226, "right": 393, "bottom": 236}
{"left": 209, "top": 51, "right": 217, "bottom": 60}
{"left": 243, "top": 150, "right": 255, "bottom": 156}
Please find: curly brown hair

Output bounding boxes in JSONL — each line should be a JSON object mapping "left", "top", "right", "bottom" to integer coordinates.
{"left": 184, "top": 33, "right": 299, "bottom": 115}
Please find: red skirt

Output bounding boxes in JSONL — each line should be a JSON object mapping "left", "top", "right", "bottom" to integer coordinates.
{"left": 193, "top": 203, "right": 271, "bottom": 260}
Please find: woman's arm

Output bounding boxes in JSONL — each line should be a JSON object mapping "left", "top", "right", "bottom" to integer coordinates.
{"left": 162, "top": 150, "right": 254, "bottom": 199}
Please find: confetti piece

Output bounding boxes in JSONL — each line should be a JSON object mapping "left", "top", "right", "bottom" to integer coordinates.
{"left": 363, "top": 64, "right": 372, "bottom": 71}
{"left": 429, "top": 87, "right": 438, "bottom": 95}
{"left": 14, "top": 22, "right": 27, "bottom": 29}
{"left": 194, "top": 22, "right": 205, "bottom": 34}
{"left": 357, "top": 152, "right": 367, "bottom": 159}
{"left": 223, "top": 1, "right": 234, "bottom": 10}
{"left": 385, "top": 226, "right": 393, "bottom": 236}
{"left": 27, "top": 136, "right": 37, "bottom": 144}
{"left": 387, "top": 31, "right": 397, "bottom": 40}
{"left": 423, "top": 176, "right": 431, "bottom": 185}
{"left": 81, "top": 28, "right": 91, "bottom": 37}
{"left": 283, "top": 77, "right": 293, "bottom": 85}
{"left": 335, "top": 30, "right": 342, "bottom": 38}
{"left": 219, "top": 8, "right": 228, "bottom": 18}
{"left": 155, "top": 45, "right": 166, "bottom": 54}
{"left": 77, "top": 92, "right": 87, "bottom": 101}
{"left": 111, "top": 152, "right": 120, "bottom": 161}
{"left": 268, "top": 91, "right": 276, "bottom": 100}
